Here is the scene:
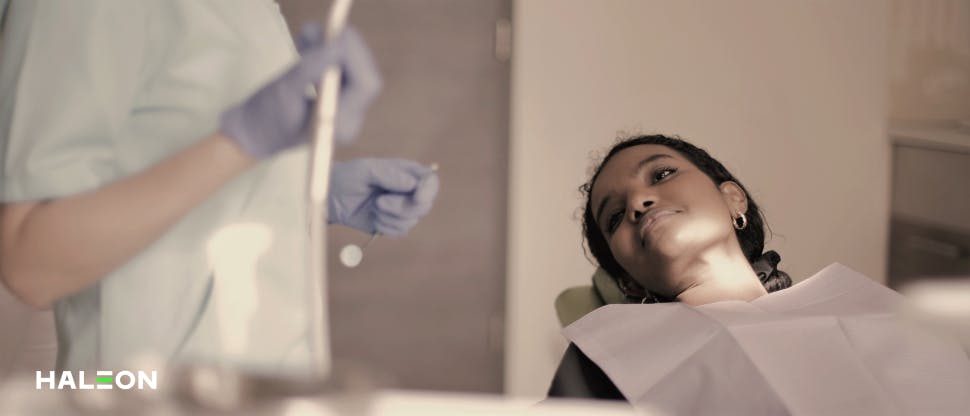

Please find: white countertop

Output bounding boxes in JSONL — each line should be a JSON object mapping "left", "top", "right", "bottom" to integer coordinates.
{"left": 0, "top": 383, "right": 640, "bottom": 416}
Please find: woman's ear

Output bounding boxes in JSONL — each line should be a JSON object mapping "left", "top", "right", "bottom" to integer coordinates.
{"left": 718, "top": 181, "right": 748, "bottom": 215}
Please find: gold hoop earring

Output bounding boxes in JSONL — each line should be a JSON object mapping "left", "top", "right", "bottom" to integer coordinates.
{"left": 733, "top": 212, "right": 748, "bottom": 230}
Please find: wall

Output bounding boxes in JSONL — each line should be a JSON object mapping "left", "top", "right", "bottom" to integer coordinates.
{"left": 889, "top": 0, "right": 970, "bottom": 121}
{"left": 506, "top": 0, "right": 891, "bottom": 396}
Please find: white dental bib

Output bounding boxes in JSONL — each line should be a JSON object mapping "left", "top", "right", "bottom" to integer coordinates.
{"left": 563, "top": 264, "right": 970, "bottom": 415}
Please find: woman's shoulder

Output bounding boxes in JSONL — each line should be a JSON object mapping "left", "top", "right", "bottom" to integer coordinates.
{"left": 752, "top": 263, "right": 903, "bottom": 315}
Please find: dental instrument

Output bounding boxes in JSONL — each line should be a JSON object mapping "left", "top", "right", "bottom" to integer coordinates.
{"left": 339, "top": 233, "right": 377, "bottom": 268}
{"left": 307, "top": 0, "right": 355, "bottom": 376}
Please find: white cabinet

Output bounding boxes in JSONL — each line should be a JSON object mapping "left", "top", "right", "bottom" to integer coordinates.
{"left": 888, "top": 122, "right": 970, "bottom": 287}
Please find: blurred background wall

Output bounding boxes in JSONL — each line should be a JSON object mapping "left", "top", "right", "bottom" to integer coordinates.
{"left": 889, "top": 0, "right": 970, "bottom": 121}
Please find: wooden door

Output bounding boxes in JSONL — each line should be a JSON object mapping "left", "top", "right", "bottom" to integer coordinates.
{"left": 278, "top": 0, "right": 511, "bottom": 392}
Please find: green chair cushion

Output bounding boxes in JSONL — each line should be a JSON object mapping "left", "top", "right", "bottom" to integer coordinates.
{"left": 555, "top": 268, "right": 627, "bottom": 327}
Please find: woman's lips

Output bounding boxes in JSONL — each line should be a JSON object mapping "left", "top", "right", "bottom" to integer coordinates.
{"left": 639, "top": 210, "right": 678, "bottom": 242}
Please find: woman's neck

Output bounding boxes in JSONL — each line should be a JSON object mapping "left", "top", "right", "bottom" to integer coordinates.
{"left": 671, "top": 247, "right": 767, "bottom": 306}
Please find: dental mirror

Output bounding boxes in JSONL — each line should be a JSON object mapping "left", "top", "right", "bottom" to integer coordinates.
{"left": 339, "top": 233, "right": 377, "bottom": 268}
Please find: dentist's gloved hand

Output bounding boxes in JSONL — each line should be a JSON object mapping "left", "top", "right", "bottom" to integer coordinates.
{"left": 221, "top": 24, "right": 381, "bottom": 159}
{"left": 328, "top": 159, "right": 439, "bottom": 237}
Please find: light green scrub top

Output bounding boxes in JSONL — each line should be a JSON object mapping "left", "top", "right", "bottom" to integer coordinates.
{"left": 0, "top": 0, "right": 312, "bottom": 373}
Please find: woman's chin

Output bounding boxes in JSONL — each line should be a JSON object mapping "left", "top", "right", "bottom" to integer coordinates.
{"left": 644, "top": 222, "right": 690, "bottom": 253}
{"left": 643, "top": 227, "right": 719, "bottom": 267}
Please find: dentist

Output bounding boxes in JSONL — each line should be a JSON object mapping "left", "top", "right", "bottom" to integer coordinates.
{"left": 0, "top": 0, "right": 438, "bottom": 372}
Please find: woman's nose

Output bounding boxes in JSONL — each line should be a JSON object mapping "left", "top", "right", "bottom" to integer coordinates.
{"left": 628, "top": 197, "right": 654, "bottom": 223}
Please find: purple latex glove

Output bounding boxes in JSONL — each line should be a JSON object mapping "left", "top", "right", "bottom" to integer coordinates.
{"left": 328, "top": 159, "right": 439, "bottom": 237}
{"left": 220, "top": 24, "right": 381, "bottom": 159}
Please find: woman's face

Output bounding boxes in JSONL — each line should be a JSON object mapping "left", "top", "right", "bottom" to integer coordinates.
{"left": 590, "top": 144, "right": 747, "bottom": 296}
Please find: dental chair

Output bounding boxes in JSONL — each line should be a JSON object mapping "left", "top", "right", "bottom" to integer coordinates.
{"left": 554, "top": 268, "right": 628, "bottom": 327}
{"left": 549, "top": 268, "right": 628, "bottom": 399}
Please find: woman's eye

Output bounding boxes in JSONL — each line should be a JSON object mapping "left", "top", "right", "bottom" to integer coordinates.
{"left": 652, "top": 167, "right": 677, "bottom": 183}
{"left": 607, "top": 210, "right": 624, "bottom": 234}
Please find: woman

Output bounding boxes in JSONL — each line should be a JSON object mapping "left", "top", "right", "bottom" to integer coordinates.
{"left": 0, "top": 1, "right": 437, "bottom": 373}
{"left": 548, "top": 135, "right": 969, "bottom": 414}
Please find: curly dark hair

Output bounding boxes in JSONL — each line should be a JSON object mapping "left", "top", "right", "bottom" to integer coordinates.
{"left": 580, "top": 134, "right": 791, "bottom": 302}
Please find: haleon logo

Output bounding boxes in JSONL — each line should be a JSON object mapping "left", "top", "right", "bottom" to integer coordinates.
{"left": 36, "top": 370, "right": 158, "bottom": 390}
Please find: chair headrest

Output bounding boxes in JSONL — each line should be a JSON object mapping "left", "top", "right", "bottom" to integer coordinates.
{"left": 592, "top": 267, "right": 627, "bottom": 305}
{"left": 554, "top": 268, "right": 628, "bottom": 327}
